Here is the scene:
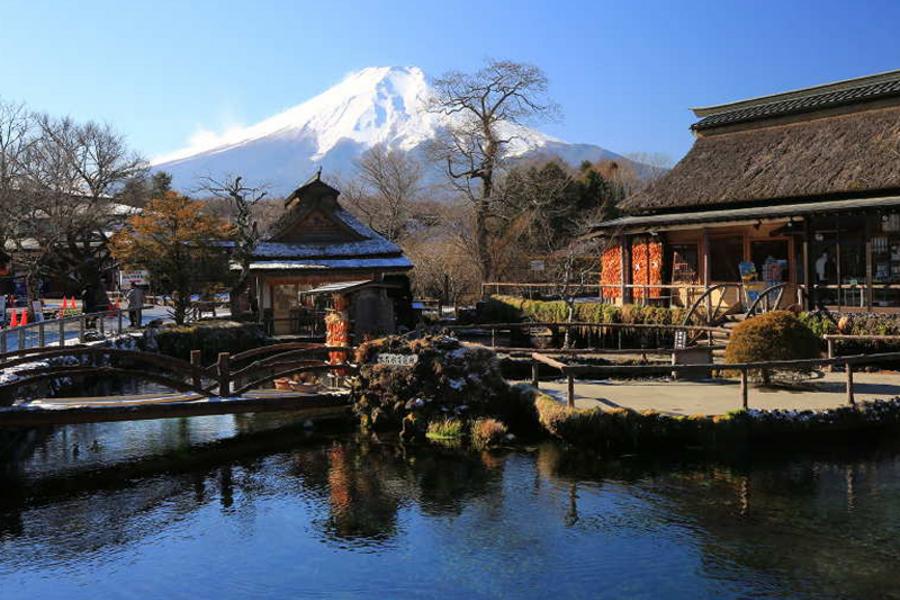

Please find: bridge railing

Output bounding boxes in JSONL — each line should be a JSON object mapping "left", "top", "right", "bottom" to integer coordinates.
{"left": 0, "top": 305, "right": 156, "bottom": 355}
{"left": 0, "top": 342, "right": 356, "bottom": 403}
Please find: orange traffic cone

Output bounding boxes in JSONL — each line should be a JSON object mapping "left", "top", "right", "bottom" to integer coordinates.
{"left": 19, "top": 309, "right": 28, "bottom": 326}
{"left": 61, "top": 297, "right": 69, "bottom": 312}
{"left": 9, "top": 309, "right": 18, "bottom": 328}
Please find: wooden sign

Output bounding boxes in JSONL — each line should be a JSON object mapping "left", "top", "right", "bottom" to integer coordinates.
{"left": 674, "top": 329, "right": 687, "bottom": 350}
{"left": 376, "top": 353, "right": 418, "bottom": 367}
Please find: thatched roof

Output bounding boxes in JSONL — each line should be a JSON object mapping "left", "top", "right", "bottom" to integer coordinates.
{"left": 624, "top": 103, "right": 900, "bottom": 214}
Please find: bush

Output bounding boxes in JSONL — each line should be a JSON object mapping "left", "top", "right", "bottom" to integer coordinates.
{"left": 725, "top": 311, "right": 821, "bottom": 382}
{"left": 481, "top": 295, "right": 685, "bottom": 326}
{"left": 470, "top": 418, "right": 508, "bottom": 449}
{"left": 427, "top": 418, "right": 465, "bottom": 440}
{"left": 152, "top": 320, "right": 268, "bottom": 362}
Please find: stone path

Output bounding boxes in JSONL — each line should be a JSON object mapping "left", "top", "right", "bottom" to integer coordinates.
{"left": 529, "top": 372, "right": 900, "bottom": 416}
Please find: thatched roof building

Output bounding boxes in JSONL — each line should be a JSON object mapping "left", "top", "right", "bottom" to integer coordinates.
{"left": 594, "top": 69, "right": 900, "bottom": 314}
{"left": 246, "top": 172, "right": 414, "bottom": 336}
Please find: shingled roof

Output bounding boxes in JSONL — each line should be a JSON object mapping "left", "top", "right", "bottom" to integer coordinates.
{"left": 622, "top": 70, "right": 900, "bottom": 215}
{"left": 692, "top": 69, "right": 900, "bottom": 131}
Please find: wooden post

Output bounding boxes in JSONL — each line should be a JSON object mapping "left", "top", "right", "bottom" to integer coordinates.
{"left": 191, "top": 349, "right": 203, "bottom": 391}
{"left": 217, "top": 352, "right": 231, "bottom": 397}
{"left": 845, "top": 362, "right": 855, "bottom": 406}
{"left": 827, "top": 338, "right": 834, "bottom": 359}
{"left": 17, "top": 327, "right": 25, "bottom": 351}
{"left": 865, "top": 213, "right": 874, "bottom": 311}
{"left": 1, "top": 329, "right": 6, "bottom": 355}
{"left": 567, "top": 371, "right": 575, "bottom": 408}
{"left": 531, "top": 360, "right": 539, "bottom": 388}
{"left": 118, "top": 309, "right": 123, "bottom": 333}
{"left": 740, "top": 368, "right": 748, "bottom": 410}
{"left": 78, "top": 315, "right": 85, "bottom": 343}
{"left": 58, "top": 318, "right": 65, "bottom": 348}
{"left": 38, "top": 322, "right": 45, "bottom": 347}
{"left": 98, "top": 315, "right": 105, "bottom": 336}
{"left": 491, "top": 328, "right": 496, "bottom": 348}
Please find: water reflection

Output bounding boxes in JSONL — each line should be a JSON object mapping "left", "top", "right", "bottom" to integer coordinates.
{"left": 2, "top": 418, "right": 900, "bottom": 599}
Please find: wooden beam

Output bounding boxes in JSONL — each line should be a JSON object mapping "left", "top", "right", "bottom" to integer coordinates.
{"left": 0, "top": 395, "right": 350, "bottom": 428}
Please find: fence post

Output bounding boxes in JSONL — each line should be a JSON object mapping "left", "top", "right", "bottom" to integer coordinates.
{"left": 78, "top": 316, "right": 85, "bottom": 343}
{"left": 17, "top": 328, "right": 25, "bottom": 351}
{"left": 191, "top": 349, "right": 203, "bottom": 391}
{"left": 217, "top": 352, "right": 231, "bottom": 397}
{"left": 566, "top": 370, "right": 575, "bottom": 408}
{"left": 38, "top": 323, "right": 45, "bottom": 347}
{"left": 491, "top": 328, "right": 496, "bottom": 348}
{"left": 118, "top": 309, "right": 123, "bottom": 333}
{"left": 1, "top": 329, "right": 6, "bottom": 355}
{"left": 846, "top": 362, "right": 855, "bottom": 406}
{"left": 740, "top": 368, "right": 748, "bottom": 410}
{"left": 531, "top": 359, "right": 539, "bottom": 388}
{"left": 58, "top": 318, "right": 65, "bottom": 348}
{"left": 827, "top": 338, "right": 834, "bottom": 359}
{"left": 98, "top": 314, "right": 105, "bottom": 337}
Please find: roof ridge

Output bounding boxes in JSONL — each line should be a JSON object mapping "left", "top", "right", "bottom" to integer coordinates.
{"left": 692, "top": 68, "right": 900, "bottom": 118}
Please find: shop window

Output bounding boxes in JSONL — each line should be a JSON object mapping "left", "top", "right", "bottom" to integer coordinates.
{"left": 750, "top": 240, "right": 789, "bottom": 284}
{"left": 670, "top": 244, "right": 698, "bottom": 283}
{"left": 709, "top": 237, "right": 743, "bottom": 281}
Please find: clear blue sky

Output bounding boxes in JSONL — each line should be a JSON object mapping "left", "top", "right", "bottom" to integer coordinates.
{"left": 2, "top": 0, "right": 898, "bottom": 163}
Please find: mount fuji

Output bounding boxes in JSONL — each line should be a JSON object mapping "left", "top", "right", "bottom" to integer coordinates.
{"left": 152, "top": 66, "right": 625, "bottom": 195}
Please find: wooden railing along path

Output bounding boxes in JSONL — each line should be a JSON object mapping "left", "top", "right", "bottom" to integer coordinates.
{"left": 531, "top": 350, "right": 900, "bottom": 410}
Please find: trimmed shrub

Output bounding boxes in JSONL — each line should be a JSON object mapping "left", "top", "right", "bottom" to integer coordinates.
{"left": 151, "top": 320, "right": 268, "bottom": 361}
{"left": 725, "top": 311, "right": 820, "bottom": 380}
{"left": 481, "top": 295, "right": 685, "bottom": 326}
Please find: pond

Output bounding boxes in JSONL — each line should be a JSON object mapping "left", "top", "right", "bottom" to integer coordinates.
{"left": 1, "top": 415, "right": 899, "bottom": 599}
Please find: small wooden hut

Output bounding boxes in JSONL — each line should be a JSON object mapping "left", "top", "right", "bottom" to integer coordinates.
{"left": 246, "top": 172, "right": 413, "bottom": 336}
{"left": 595, "top": 68, "right": 900, "bottom": 312}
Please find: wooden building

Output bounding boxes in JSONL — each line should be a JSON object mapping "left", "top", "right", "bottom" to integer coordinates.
{"left": 246, "top": 173, "right": 414, "bottom": 336}
{"left": 595, "top": 69, "right": 900, "bottom": 312}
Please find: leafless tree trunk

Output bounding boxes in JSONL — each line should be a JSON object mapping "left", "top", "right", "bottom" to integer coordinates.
{"left": 425, "top": 60, "right": 559, "bottom": 285}
{"left": 200, "top": 175, "right": 266, "bottom": 317}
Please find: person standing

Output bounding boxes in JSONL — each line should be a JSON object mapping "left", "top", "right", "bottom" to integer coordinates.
{"left": 125, "top": 282, "right": 145, "bottom": 328}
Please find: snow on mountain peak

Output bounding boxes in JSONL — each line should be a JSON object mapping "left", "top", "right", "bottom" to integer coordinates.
{"left": 152, "top": 66, "right": 616, "bottom": 194}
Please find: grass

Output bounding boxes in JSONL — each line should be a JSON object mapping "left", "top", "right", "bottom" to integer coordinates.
{"left": 426, "top": 418, "right": 466, "bottom": 440}
{"left": 470, "top": 418, "right": 509, "bottom": 449}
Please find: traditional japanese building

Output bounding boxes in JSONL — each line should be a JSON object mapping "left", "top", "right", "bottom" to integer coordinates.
{"left": 595, "top": 68, "right": 900, "bottom": 312}
{"left": 246, "top": 172, "right": 414, "bottom": 336}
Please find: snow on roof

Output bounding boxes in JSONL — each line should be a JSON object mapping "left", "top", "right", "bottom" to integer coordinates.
{"left": 255, "top": 207, "right": 403, "bottom": 258}
{"left": 246, "top": 257, "right": 413, "bottom": 271}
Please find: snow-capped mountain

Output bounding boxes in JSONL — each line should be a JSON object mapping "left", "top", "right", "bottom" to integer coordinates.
{"left": 152, "top": 66, "right": 624, "bottom": 194}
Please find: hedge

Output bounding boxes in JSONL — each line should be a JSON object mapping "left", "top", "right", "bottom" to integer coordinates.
{"left": 150, "top": 320, "right": 268, "bottom": 362}
{"left": 481, "top": 295, "right": 686, "bottom": 326}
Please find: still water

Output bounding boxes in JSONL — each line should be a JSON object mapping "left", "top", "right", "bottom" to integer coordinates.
{"left": 1, "top": 415, "right": 899, "bottom": 599}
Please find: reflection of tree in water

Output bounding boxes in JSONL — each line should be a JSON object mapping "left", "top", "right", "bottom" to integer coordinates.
{"left": 288, "top": 435, "right": 503, "bottom": 546}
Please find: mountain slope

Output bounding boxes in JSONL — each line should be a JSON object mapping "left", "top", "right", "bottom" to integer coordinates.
{"left": 152, "top": 66, "right": 624, "bottom": 194}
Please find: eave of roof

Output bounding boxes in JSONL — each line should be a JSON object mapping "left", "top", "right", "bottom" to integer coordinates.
{"left": 594, "top": 194, "right": 900, "bottom": 233}
{"left": 243, "top": 257, "right": 414, "bottom": 271}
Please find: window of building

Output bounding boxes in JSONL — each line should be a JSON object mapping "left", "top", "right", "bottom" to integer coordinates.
{"left": 709, "top": 237, "right": 744, "bottom": 281}
{"left": 670, "top": 243, "right": 699, "bottom": 283}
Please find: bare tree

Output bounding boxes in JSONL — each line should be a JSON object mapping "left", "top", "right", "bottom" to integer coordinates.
{"left": 341, "top": 145, "right": 423, "bottom": 243}
{"left": 426, "top": 60, "right": 560, "bottom": 283}
{"left": 1, "top": 109, "right": 146, "bottom": 303}
{"left": 200, "top": 175, "right": 267, "bottom": 316}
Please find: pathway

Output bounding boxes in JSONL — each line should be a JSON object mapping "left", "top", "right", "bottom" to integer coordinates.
{"left": 530, "top": 372, "right": 900, "bottom": 416}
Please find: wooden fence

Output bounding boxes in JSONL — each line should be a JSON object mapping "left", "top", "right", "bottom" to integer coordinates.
{"left": 0, "top": 306, "right": 149, "bottom": 354}
{"left": 530, "top": 350, "right": 900, "bottom": 410}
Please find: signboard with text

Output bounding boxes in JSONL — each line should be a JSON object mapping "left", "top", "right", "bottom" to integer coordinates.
{"left": 120, "top": 270, "right": 150, "bottom": 287}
